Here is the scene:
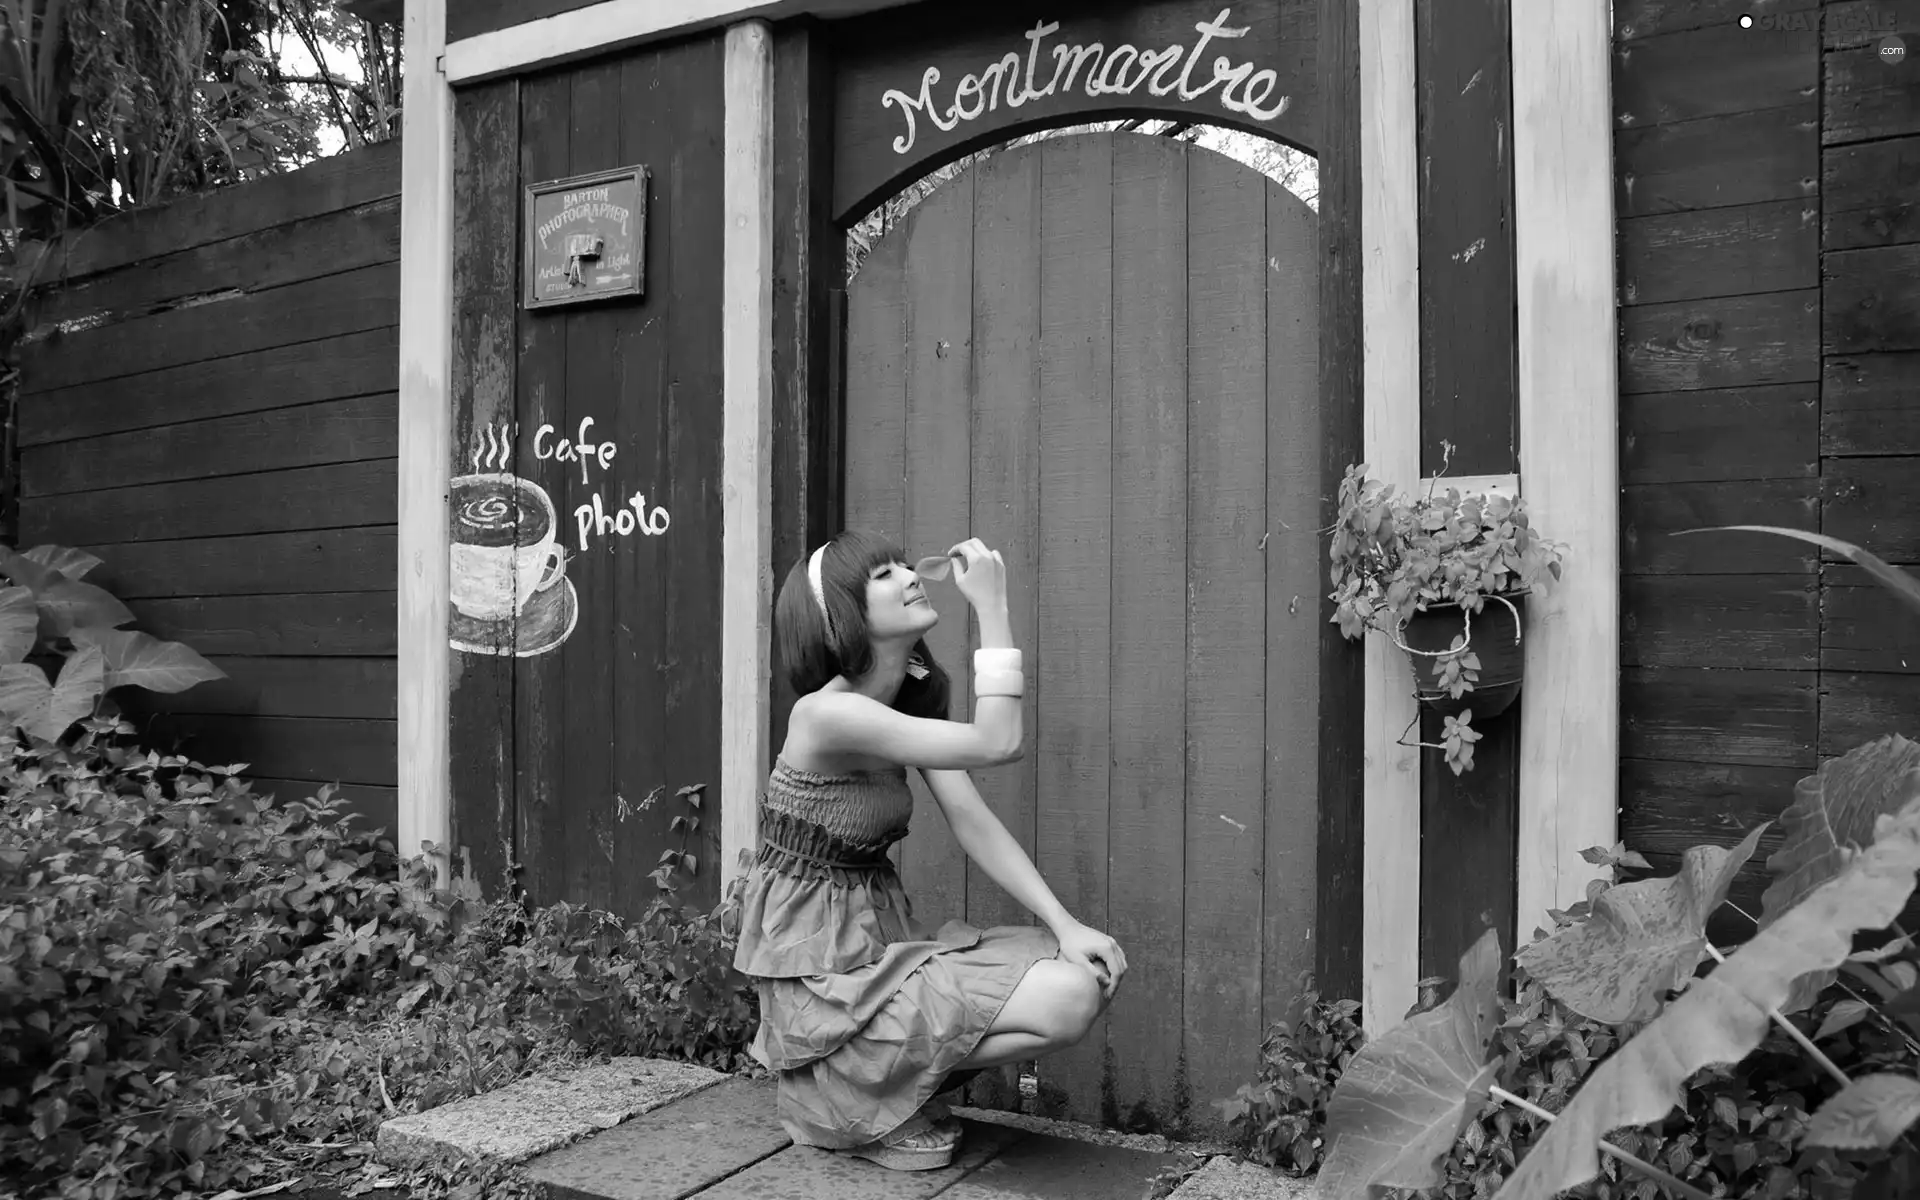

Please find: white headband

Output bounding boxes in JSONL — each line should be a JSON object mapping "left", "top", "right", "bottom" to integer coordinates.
{"left": 807, "top": 544, "right": 831, "bottom": 634}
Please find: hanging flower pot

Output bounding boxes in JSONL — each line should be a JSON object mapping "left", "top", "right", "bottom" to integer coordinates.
{"left": 1396, "top": 594, "right": 1527, "bottom": 721}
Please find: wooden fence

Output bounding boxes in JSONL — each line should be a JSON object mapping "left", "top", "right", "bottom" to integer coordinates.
{"left": 16, "top": 142, "right": 403, "bottom": 833}
{"left": 1613, "top": 2, "right": 1920, "bottom": 921}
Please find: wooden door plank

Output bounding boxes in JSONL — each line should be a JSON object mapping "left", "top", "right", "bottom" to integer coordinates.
{"left": 1182, "top": 145, "right": 1270, "bottom": 1136}
{"left": 1613, "top": 0, "right": 1817, "bottom": 41}
{"left": 1826, "top": 244, "right": 1920, "bottom": 356}
{"left": 1033, "top": 132, "right": 1114, "bottom": 1126}
{"left": 1822, "top": 673, "right": 1920, "bottom": 754}
{"left": 143, "top": 714, "right": 397, "bottom": 786}
{"left": 21, "top": 459, "right": 396, "bottom": 546}
{"left": 1618, "top": 288, "right": 1821, "bottom": 394}
{"left": 1263, "top": 180, "right": 1321, "bottom": 1039}
{"left": 899, "top": 168, "right": 975, "bottom": 937}
{"left": 126, "top": 592, "right": 396, "bottom": 656}
{"left": 656, "top": 37, "right": 728, "bottom": 913}
{"left": 17, "top": 327, "right": 399, "bottom": 447}
{"left": 86, "top": 528, "right": 396, "bottom": 599}
{"left": 842, "top": 226, "right": 908, "bottom": 548}
{"left": 967, "top": 147, "right": 1041, "bottom": 939}
{"left": 125, "top": 656, "right": 399, "bottom": 719}
{"left": 1823, "top": 136, "right": 1920, "bottom": 251}
{"left": 1613, "top": 103, "right": 1819, "bottom": 219}
{"left": 1623, "top": 574, "right": 1819, "bottom": 669}
{"left": 21, "top": 392, "right": 398, "bottom": 498}
{"left": 1825, "top": 42, "right": 1920, "bottom": 146}
{"left": 1613, "top": 23, "right": 1816, "bottom": 126}
{"left": 448, "top": 78, "right": 521, "bottom": 900}
{"left": 1620, "top": 479, "right": 1822, "bottom": 574}
{"left": 1622, "top": 665, "right": 1817, "bottom": 769}
{"left": 1824, "top": 457, "right": 1920, "bottom": 565}
{"left": 1825, "top": 352, "right": 1920, "bottom": 457}
{"left": 1106, "top": 133, "right": 1188, "bottom": 1134}
{"left": 249, "top": 777, "right": 398, "bottom": 834}
{"left": 1618, "top": 199, "right": 1819, "bottom": 308}
{"left": 1621, "top": 383, "right": 1819, "bottom": 484}
{"left": 1824, "top": 567, "right": 1920, "bottom": 673}
{"left": 514, "top": 71, "right": 574, "bottom": 911}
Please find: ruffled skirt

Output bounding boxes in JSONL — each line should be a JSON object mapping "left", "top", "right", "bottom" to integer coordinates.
{"left": 748, "top": 919, "right": 1059, "bottom": 1149}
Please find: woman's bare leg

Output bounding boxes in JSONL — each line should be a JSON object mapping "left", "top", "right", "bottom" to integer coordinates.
{"left": 955, "top": 959, "right": 1105, "bottom": 1070}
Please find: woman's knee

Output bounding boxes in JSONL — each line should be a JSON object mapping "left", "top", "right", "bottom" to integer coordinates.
{"left": 1033, "top": 960, "right": 1103, "bottom": 1046}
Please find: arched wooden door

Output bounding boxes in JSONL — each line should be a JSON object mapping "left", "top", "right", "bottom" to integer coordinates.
{"left": 842, "top": 131, "right": 1319, "bottom": 1134}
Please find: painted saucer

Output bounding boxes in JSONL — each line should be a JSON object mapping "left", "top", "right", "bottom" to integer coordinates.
{"left": 448, "top": 575, "right": 579, "bottom": 658}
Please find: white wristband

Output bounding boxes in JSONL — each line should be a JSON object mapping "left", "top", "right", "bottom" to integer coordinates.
{"left": 973, "top": 648, "right": 1023, "bottom": 674}
{"left": 973, "top": 668, "right": 1025, "bottom": 698}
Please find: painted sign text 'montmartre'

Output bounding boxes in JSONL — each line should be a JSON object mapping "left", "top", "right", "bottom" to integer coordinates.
{"left": 880, "top": 8, "right": 1290, "bottom": 156}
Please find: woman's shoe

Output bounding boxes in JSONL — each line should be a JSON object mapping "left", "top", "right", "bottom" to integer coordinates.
{"left": 837, "top": 1108, "right": 961, "bottom": 1172}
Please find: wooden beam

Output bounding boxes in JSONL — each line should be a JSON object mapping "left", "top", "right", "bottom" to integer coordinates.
{"left": 721, "top": 20, "right": 776, "bottom": 895}
{"left": 1360, "top": 0, "right": 1422, "bottom": 1036}
{"left": 397, "top": 0, "right": 454, "bottom": 882}
{"left": 444, "top": 0, "right": 915, "bottom": 85}
{"left": 1512, "top": 0, "right": 1619, "bottom": 934}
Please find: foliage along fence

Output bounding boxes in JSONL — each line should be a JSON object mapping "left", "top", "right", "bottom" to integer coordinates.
{"left": 13, "top": 141, "right": 404, "bottom": 833}
{"left": 1613, "top": 1, "right": 1920, "bottom": 927}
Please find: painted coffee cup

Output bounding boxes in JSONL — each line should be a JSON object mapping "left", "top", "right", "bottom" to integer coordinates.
{"left": 448, "top": 472, "right": 567, "bottom": 622}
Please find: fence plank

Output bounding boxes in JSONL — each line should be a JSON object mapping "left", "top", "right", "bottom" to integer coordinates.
{"left": 1825, "top": 352, "right": 1920, "bottom": 457}
{"left": 1622, "top": 574, "right": 1818, "bottom": 668}
{"left": 1622, "top": 666, "right": 1817, "bottom": 768}
{"left": 967, "top": 147, "right": 1041, "bottom": 939}
{"left": 1106, "top": 133, "right": 1188, "bottom": 1134}
{"left": 124, "top": 657, "right": 399, "bottom": 719}
{"left": 1825, "top": 44, "right": 1920, "bottom": 146}
{"left": 87, "top": 528, "right": 395, "bottom": 599}
{"left": 1824, "top": 571, "right": 1920, "bottom": 673}
{"left": 1613, "top": 103, "right": 1818, "bottom": 218}
{"left": 1619, "top": 288, "right": 1820, "bottom": 394}
{"left": 21, "top": 459, "right": 396, "bottom": 545}
{"left": 22, "top": 393, "right": 396, "bottom": 498}
{"left": 1619, "top": 758, "right": 1800, "bottom": 857}
{"left": 1823, "top": 136, "right": 1920, "bottom": 251}
{"left": 1825, "top": 457, "right": 1920, "bottom": 564}
{"left": 20, "top": 139, "right": 401, "bottom": 284}
{"left": 1621, "top": 480, "right": 1822, "bottom": 573}
{"left": 1183, "top": 146, "right": 1269, "bottom": 1134}
{"left": 127, "top": 593, "right": 396, "bottom": 656}
{"left": 33, "top": 196, "right": 402, "bottom": 330}
{"left": 1033, "top": 132, "right": 1113, "bottom": 1125}
{"left": 1621, "top": 383, "right": 1818, "bottom": 484}
{"left": 1618, "top": 199, "right": 1819, "bottom": 307}
{"left": 250, "top": 777, "right": 398, "bottom": 834}
{"left": 22, "top": 263, "right": 399, "bottom": 393}
{"left": 1821, "top": 673, "right": 1920, "bottom": 754}
{"left": 1826, "top": 244, "right": 1920, "bottom": 356}
{"left": 1613, "top": 0, "right": 1817, "bottom": 41}
{"left": 1613, "top": 23, "right": 1816, "bottom": 126}
{"left": 142, "top": 714, "right": 396, "bottom": 786}
{"left": 18, "top": 327, "right": 398, "bottom": 447}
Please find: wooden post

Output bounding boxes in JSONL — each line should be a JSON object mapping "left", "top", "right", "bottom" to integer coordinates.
{"left": 722, "top": 19, "right": 775, "bottom": 895}
{"left": 1512, "top": 0, "right": 1620, "bottom": 931}
{"left": 397, "top": 0, "right": 454, "bottom": 882}
{"left": 1360, "top": 0, "right": 1422, "bottom": 1036}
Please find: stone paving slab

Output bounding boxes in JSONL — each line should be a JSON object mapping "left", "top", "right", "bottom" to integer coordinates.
{"left": 526, "top": 1077, "right": 791, "bottom": 1200}
{"left": 375, "top": 1057, "right": 725, "bottom": 1169}
{"left": 1164, "top": 1157, "right": 1315, "bottom": 1200}
{"left": 933, "top": 1128, "right": 1185, "bottom": 1200}
{"left": 694, "top": 1118, "right": 1028, "bottom": 1200}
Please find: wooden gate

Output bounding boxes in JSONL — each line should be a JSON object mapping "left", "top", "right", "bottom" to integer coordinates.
{"left": 842, "top": 131, "right": 1320, "bottom": 1133}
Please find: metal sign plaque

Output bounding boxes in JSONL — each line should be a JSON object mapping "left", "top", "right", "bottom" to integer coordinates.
{"left": 523, "top": 165, "right": 648, "bottom": 310}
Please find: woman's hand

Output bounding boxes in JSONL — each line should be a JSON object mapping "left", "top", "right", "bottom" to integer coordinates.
{"left": 1054, "top": 921, "right": 1128, "bottom": 1001}
{"left": 947, "top": 537, "right": 1008, "bottom": 614}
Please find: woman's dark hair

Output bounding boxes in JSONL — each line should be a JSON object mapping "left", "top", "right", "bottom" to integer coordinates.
{"left": 775, "top": 529, "right": 950, "bottom": 720}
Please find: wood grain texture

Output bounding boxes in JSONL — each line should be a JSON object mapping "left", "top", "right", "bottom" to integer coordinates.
{"left": 1617, "top": 200, "right": 1818, "bottom": 307}
{"left": 898, "top": 168, "right": 975, "bottom": 935}
{"left": 1823, "top": 136, "right": 1920, "bottom": 252}
{"left": 1824, "top": 569, "right": 1920, "bottom": 673}
{"left": 1622, "top": 574, "right": 1819, "bottom": 668}
{"left": 142, "top": 714, "right": 396, "bottom": 786}
{"left": 16, "top": 327, "right": 398, "bottom": 447}
{"left": 1825, "top": 244, "right": 1920, "bottom": 355}
{"left": 1613, "top": 22, "right": 1816, "bottom": 126}
{"left": 1622, "top": 480, "right": 1820, "bottom": 574}
{"left": 1032, "top": 132, "right": 1112, "bottom": 1126}
{"left": 1618, "top": 288, "right": 1820, "bottom": 394}
{"left": 1614, "top": 103, "right": 1818, "bottom": 218}
{"left": 1825, "top": 42, "right": 1920, "bottom": 146}
{"left": 1621, "top": 665, "right": 1817, "bottom": 768}
{"left": 1824, "top": 352, "right": 1920, "bottom": 457}
{"left": 20, "top": 139, "right": 400, "bottom": 284}
{"left": 1824, "top": 457, "right": 1920, "bottom": 565}
{"left": 85, "top": 529, "right": 395, "bottom": 599}
{"left": 1618, "top": 758, "right": 1801, "bottom": 857}
{"left": 126, "top": 593, "right": 396, "bottom": 656}
{"left": 33, "top": 196, "right": 402, "bottom": 330}
{"left": 1182, "top": 145, "right": 1269, "bottom": 1136}
{"left": 20, "top": 394, "right": 396, "bottom": 498}
{"left": 966, "top": 147, "right": 1041, "bottom": 938}
{"left": 1613, "top": 0, "right": 1815, "bottom": 41}
{"left": 1621, "top": 383, "right": 1819, "bottom": 483}
{"left": 1821, "top": 673, "right": 1920, "bottom": 753}
{"left": 22, "top": 262, "right": 399, "bottom": 393}
{"left": 21, "top": 459, "right": 396, "bottom": 546}
{"left": 1316, "top": 0, "right": 1366, "bottom": 1007}
{"left": 448, "top": 78, "right": 521, "bottom": 904}
{"left": 1418, "top": 708, "right": 1517, "bottom": 981}
{"left": 124, "top": 657, "right": 399, "bottom": 719}
{"left": 1105, "top": 132, "right": 1189, "bottom": 1133}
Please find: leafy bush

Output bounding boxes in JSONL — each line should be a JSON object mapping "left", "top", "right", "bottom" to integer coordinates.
{"left": 1216, "top": 988, "right": 1365, "bottom": 1173}
{"left": 0, "top": 716, "right": 758, "bottom": 1200}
